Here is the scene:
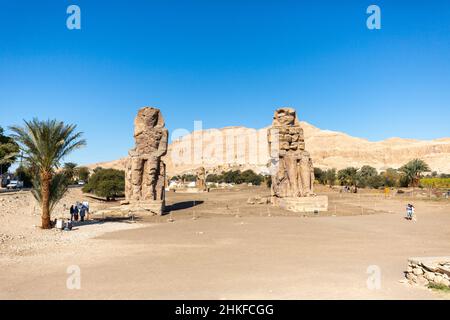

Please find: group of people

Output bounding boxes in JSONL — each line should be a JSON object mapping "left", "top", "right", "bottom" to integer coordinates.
{"left": 406, "top": 203, "right": 415, "bottom": 220}
{"left": 69, "top": 201, "right": 89, "bottom": 222}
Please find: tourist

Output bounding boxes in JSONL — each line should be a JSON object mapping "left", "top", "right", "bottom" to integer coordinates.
{"left": 73, "top": 205, "right": 79, "bottom": 221}
{"left": 69, "top": 205, "right": 75, "bottom": 221}
{"left": 79, "top": 205, "right": 86, "bottom": 222}
{"left": 82, "top": 201, "right": 89, "bottom": 214}
{"left": 406, "top": 204, "right": 412, "bottom": 220}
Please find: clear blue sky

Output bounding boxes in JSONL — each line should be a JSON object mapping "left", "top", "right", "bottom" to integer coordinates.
{"left": 1, "top": 0, "right": 449, "bottom": 166}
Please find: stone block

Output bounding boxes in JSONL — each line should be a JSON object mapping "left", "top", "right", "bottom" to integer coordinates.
{"left": 274, "top": 196, "right": 328, "bottom": 213}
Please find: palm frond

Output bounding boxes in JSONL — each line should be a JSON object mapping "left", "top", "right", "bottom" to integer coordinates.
{"left": 31, "top": 173, "right": 69, "bottom": 213}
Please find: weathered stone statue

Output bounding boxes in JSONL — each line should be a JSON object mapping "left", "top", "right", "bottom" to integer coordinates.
{"left": 195, "top": 167, "right": 207, "bottom": 191}
{"left": 268, "top": 107, "right": 328, "bottom": 212}
{"left": 124, "top": 107, "right": 168, "bottom": 215}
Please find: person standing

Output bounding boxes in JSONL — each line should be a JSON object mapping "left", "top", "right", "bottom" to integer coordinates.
{"left": 406, "top": 204, "right": 412, "bottom": 220}
{"left": 80, "top": 206, "right": 86, "bottom": 222}
{"left": 69, "top": 205, "right": 75, "bottom": 221}
{"left": 82, "top": 201, "right": 90, "bottom": 220}
{"left": 411, "top": 204, "right": 416, "bottom": 221}
{"left": 74, "top": 205, "right": 79, "bottom": 221}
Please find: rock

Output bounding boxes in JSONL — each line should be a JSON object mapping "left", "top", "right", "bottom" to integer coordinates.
{"left": 406, "top": 266, "right": 413, "bottom": 273}
{"left": 424, "top": 272, "right": 435, "bottom": 282}
{"left": 422, "top": 262, "right": 439, "bottom": 272}
{"left": 441, "top": 279, "right": 450, "bottom": 287}
{"left": 433, "top": 275, "right": 443, "bottom": 285}
{"left": 416, "top": 275, "right": 429, "bottom": 286}
{"left": 406, "top": 273, "right": 417, "bottom": 281}
{"left": 413, "top": 268, "right": 423, "bottom": 276}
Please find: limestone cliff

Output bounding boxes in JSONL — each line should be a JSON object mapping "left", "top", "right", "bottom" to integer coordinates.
{"left": 87, "top": 122, "right": 450, "bottom": 175}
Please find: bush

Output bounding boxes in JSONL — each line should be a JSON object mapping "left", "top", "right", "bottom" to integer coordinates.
{"left": 82, "top": 168, "right": 125, "bottom": 200}
{"left": 15, "top": 165, "right": 34, "bottom": 188}
{"left": 76, "top": 166, "right": 90, "bottom": 182}
{"left": 420, "top": 178, "right": 450, "bottom": 189}
{"left": 205, "top": 170, "right": 264, "bottom": 186}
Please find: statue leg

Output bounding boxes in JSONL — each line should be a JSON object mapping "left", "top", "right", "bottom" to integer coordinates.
{"left": 131, "top": 157, "right": 144, "bottom": 200}
{"left": 146, "top": 157, "right": 159, "bottom": 201}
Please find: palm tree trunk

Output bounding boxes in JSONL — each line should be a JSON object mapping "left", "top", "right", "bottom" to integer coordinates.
{"left": 41, "top": 171, "right": 52, "bottom": 229}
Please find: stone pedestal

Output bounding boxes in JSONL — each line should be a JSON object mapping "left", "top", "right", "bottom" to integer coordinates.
{"left": 174, "top": 188, "right": 208, "bottom": 194}
{"left": 123, "top": 200, "right": 165, "bottom": 216}
{"left": 273, "top": 195, "right": 328, "bottom": 213}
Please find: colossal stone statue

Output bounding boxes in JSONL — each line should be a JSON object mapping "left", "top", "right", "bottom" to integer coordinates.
{"left": 195, "top": 167, "right": 207, "bottom": 191}
{"left": 268, "top": 107, "right": 327, "bottom": 212}
{"left": 125, "top": 107, "right": 168, "bottom": 214}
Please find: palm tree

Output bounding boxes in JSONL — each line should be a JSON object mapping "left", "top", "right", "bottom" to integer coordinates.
{"left": 63, "top": 162, "right": 78, "bottom": 183}
{"left": 399, "top": 159, "right": 430, "bottom": 187}
{"left": 9, "top": 119, "right": 86, "bottom": 229}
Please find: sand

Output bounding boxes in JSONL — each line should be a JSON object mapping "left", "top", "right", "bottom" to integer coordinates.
{"left": 0, "top": 186, "right": 449, "bottom": 299}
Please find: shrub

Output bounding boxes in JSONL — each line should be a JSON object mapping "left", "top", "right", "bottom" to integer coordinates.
{"left": 205, "top": 170, "right": 265, "bottom": 185}
{"left": 420, "top": 178, "right": 450, "bottom": 189}
{"left": 82, "top": 168, "right": 125, "bottom": 200}
{"left": 76, "top": 166, "right": 90, "bottom": 182}
{"left": 15, "top": 165, "right": 34, "bottom": 188}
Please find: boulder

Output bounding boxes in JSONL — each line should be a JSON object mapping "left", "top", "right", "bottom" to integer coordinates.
{"left": 413, "top": 268, "right": 423, "bottom": 276}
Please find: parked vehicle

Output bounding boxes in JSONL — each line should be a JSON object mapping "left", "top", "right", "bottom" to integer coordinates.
{"left": 77, "top": 180, "right": 86, "bottom": 185}
{"left": 6, "top": 180, "right": 24, "bottom": 190}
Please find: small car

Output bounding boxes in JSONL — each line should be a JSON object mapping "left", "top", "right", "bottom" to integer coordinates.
{"left": 6, "top": 180, "right": 24, "bottom": 190}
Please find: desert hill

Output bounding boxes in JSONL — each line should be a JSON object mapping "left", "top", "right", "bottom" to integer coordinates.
{"left": 87, "top": 122, "right": 450, "bottom": 175}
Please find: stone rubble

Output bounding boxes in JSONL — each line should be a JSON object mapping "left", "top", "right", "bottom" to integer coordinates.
{"left": 405, "top": 257, "right": 450, "bottom": 288}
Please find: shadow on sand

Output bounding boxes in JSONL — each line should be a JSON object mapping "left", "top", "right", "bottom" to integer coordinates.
{"left": 69, "top": 216, "right": 141, "bottom": 230}
{"left": 164, "top": 200, "right": 204, "bottom": 214}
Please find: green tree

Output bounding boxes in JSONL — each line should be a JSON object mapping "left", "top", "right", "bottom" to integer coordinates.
{"left": 15, "top": 164, "right": 34, "bottom": 188}
{"left": 399, "top": 159, "right": 431, "bottom": 187}
{"left": 240, "top": 169, "right": 263, "bottom": 185}
{"left": 324, "top": 168, "right": 337, "bottom": 186}
{"left": 82, "top": 168, "right": 125, "bottom": 200}
{"left": 337, "top": 167, "right": 358, "bottom": 186}
{"left": 0, "top": 126, "right": 20, "bottom": 175}
{"left": 9, "top": 119, "right": 86, "bottom": 229}
{"left": 356, "top": 165, "right": 378, "bottom": 188}
{"left": 314, "top": 168, "right": 326, "bottom": 185}
{"left": 381, "top": 168, "right": 400, "bottom": 188}
{"left": 76, "top": 166, "right": 90, "bottom": 182}
{"left": 63, "top": 162, "right": 78, "bottom": 183}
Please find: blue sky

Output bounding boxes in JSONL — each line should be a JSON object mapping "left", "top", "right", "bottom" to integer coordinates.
{"left": 1, "top": 0, "right": 449, "bottom": 166}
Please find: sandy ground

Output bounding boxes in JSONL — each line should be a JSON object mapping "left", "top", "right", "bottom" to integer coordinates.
{"left": 0, "top": 186, "right": 449, "bottom": 299}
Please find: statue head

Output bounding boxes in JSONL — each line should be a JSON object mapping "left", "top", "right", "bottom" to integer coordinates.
{"left": 134, "top": 107, "right": 165, "bottom": 137}
{"left": 273, "top": 107, "right": 298, "bottom": 126}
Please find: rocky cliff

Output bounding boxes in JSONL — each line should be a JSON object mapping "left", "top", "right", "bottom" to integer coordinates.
{"left": 87, "top": 122, "right": 450, "bottom": 175}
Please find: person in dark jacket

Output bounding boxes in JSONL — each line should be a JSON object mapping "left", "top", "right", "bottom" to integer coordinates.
{"left": 69, "top": 205, "right": 75, "bottom": 221}
{"left": 73, "top": 205, "right": 79, "bottom": 221}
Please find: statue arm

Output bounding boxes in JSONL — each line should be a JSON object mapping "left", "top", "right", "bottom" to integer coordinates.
{"left": 155, "top": 129, "right": 169, "bottom": 158}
